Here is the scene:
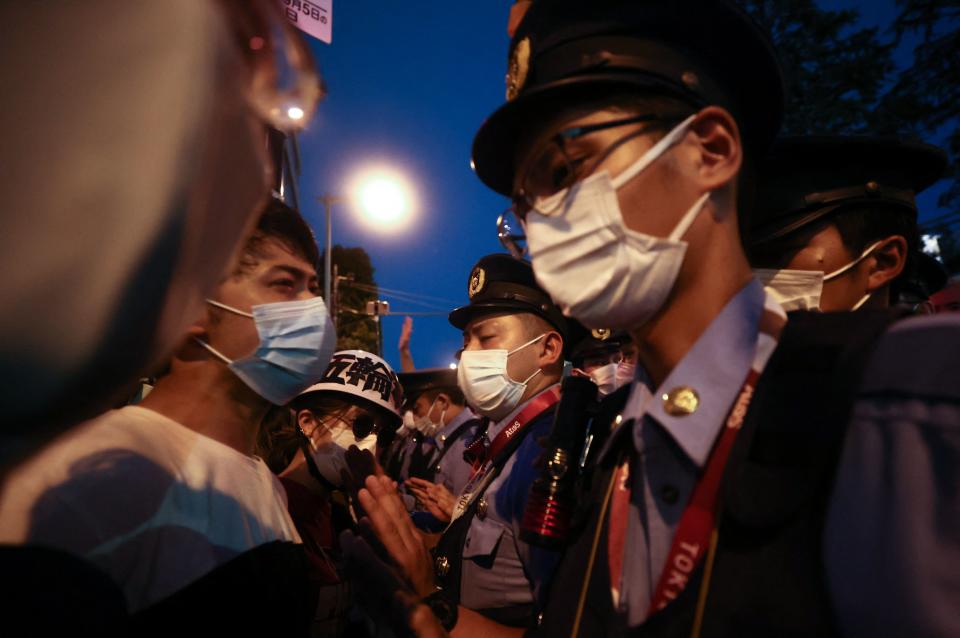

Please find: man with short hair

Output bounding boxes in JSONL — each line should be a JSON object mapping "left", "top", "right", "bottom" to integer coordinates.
{"left": 463, "top": 1, "right": 959, "bottom": 636}
{"left": 354, "top": 253, "right": 569, "bottom": 635}
{"left": 748, "top": 136, "right": 947, "bottom": 312}
{"left": 0, "top": 200, "right": 335, "bottom": 625}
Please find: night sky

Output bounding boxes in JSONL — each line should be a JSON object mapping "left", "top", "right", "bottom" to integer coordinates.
{"left": 295, "top": 0, "right": 949, "bottom": 372}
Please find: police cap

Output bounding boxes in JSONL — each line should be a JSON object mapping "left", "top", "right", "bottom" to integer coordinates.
{"left": 449, "top": 254, "right": 567, "bottom": 340}
{"left": 397, "top": 368, "right": 459, "bottom": 407}
{"left": 472, "top": 0, "right": 784, "bottom": 195}
{"left": 750, "top": 136, "right": 948, "bottom": 245}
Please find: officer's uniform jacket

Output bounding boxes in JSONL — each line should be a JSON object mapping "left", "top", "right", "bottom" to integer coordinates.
{"left": 432, "top": 407, "right": 479, "bottom": 497}
{"left": 535, "top": 280, "right": 948, "bottom": 637}
{"left": 435, "top": 386, "right": 562, "bottom": 622}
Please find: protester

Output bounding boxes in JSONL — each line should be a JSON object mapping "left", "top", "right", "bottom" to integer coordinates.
{"left": 0, "top": 0, "right": 321, "bottom": 470}
{"left": 0, "top": 201, "right": 335, "bottom": 633}
{"left": 271, "top": 350, "right": 403, "bottom": 637}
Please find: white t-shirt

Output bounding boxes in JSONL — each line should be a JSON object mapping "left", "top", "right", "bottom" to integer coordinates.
{"left": 0, "top": 406, "right": 301, "bottom": 612}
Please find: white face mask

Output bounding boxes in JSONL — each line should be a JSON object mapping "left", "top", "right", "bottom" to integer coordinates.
{"left": 525, "top": 115, "right": 710, "bottom": 330}
{"left": 615, "top": 360, "right": 637, "bottom": 389}
{"left": 402, "top": 410, "right": 417, "bottom": 431}
{"left": 194, "top": 297, "right": 336, "bottom": 406}
{"left": 302, "top": 418, "right": 377, "bottom": 487}
{"left": 457, "top": 333, "right": 545, "bottom": 421}
{"left": 753, "top": 240, "right": 883, "bottom": 312}
{"left": 413, "top": 397, "right": 445, "bottom": 437}
{"left": 586, "top": 362, "right": 619, "bottom": 397}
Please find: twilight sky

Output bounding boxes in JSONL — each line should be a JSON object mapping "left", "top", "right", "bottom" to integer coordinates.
{"left": 294, "top": 0, "right": 948, "bottom": 371}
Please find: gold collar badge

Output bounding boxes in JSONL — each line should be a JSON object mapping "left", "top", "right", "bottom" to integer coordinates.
{"left": 506, "top": 37, "right": 531, "bottom": 101}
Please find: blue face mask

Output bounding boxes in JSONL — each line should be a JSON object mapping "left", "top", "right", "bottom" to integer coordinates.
{"left": 194, "top": 296, "right": 336, "bottom": 405}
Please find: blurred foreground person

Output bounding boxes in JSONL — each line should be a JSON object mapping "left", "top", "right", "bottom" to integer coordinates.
{"left": 272, "top": 350, "right": 403, "bottom": 637}
{"left": 0, "top": 0, "right": 321, "bottom": 470}
{"left": 749, "top": 136, "right": 947, "bottom": 312}
{"left": 0, "top": 1, "right": 321, "bottom": 633}
{"left": 0, "top": 202, "right": 335, "bottom": 634}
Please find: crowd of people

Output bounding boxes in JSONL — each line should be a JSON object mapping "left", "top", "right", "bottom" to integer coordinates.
{"left": 1, "top": 1, "right": 958, "bottom": 637}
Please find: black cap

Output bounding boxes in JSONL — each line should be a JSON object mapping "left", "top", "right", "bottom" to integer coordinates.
{"left": 750, "top": 136, "right": 948, "bottom": 245}
{"left": 449, "top": 254, "right": 568, "bottom": 339}
{"left": 471, "top": 0, "right": 784, "bottom": 196}
{"left": 570, "top": 329, "right": 631, "bottom": 365}
{"left": 397, "top": 368, "right": 459, "bottom": 407}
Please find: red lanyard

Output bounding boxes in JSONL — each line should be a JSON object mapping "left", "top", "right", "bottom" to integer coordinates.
{"left": 607, "top": 303, "right": 785, "bottom": 619}
{"left": 648, "top": 367, "right": 759, "bottom": 613}
{"left": 468, "top": 386, "right": 560, "bottom": 477}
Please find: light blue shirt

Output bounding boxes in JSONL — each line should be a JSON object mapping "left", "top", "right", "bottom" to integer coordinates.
{"left": 460, "top": 385, "right": 561, "bottom": 611}
{"left": 433, "top": 407, "right": 478, "bottom": 497}
{"left": 597, "top": 280, "right": 766, "bottom": 626}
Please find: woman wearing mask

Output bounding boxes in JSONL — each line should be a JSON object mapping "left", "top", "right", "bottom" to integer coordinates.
{"left": 265, "top": 350, "right": 403, "bottom": 637}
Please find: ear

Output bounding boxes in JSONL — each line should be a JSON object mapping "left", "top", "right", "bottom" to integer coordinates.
{"left": 866, "top": 235, "right": 908, "bottom": 292}
{"left": 434, "top": 393, "right": 451, "bottom": 413}
{"left": 537, "top": 331, "right": 564, "bottom": 368}
{"left": 297, "top": 410, "right": 317, "bottom": 438}
{"left": 687, "top": 106, "right": 742, "bottom": 193}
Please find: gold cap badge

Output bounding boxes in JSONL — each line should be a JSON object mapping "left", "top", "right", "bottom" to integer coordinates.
{"left": 506, "top": 37, "right": 531, "bottom": 101}
{"left": 591, "top": 328, "right": 612, "bottom": 341}
{"left": 468, "top": 267, "right": 486, "bottom": 298}
{"left": 662, "top": 386, "right": 700, "bottom": 416}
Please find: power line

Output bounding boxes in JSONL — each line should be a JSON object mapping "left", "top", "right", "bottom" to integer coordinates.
{"left": 340, "top": 281, "right": 456, "bottom": 310}
{"left": 345, "top": 281, "right": 460, "bottom": 306}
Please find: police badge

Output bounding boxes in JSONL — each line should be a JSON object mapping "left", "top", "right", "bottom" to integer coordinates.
{"left": 506, "top": 37, "right": 531, "bottom": 101}
{"left": 468, "top": 267, "right": 486, "bottom": 298}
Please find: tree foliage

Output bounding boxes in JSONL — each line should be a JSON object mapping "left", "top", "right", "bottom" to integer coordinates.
{"left": 740, "top": 0, "right": 960, "bottom": 267}
{"left": 318, "top": 245, "right": 380, "bottom": 353}
{"left": 884, "top": 0, "right": 960, "bottom": 210}
{"left": 740, "top": 0, "right": 896, "bottom": 135}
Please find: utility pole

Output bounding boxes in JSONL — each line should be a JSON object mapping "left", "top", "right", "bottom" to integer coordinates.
{"left": 331, "top": 263, "right": 339, "bottom": 329}
{"left": 317, "top": 193, "right": 341, "bottom": 311}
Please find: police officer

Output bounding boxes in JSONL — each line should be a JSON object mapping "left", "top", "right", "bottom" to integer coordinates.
{"left": 353, "top": 253, "right": 570, "bottom": 634}
{"left": 466, "top": 1, "right": 960, "bottom": 637}
{"left": 398, "top": 368, "right": 480, "bottom": 521}
{"left": 570, "top": 330, "right": 638, "bottom": 398}
{"left": 748, "top": 136, "right": 948, "bottom": 312}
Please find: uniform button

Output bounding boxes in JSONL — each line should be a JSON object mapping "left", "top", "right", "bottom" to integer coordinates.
{"left": 662, "top": 386, "right": 700, "bottom": 416}
{"left": 476, "top": 496, "right": 488, "bottom": 520}
{"left": 660, "top": 485, "right": 680, "bottom": 505}
{"left": 435, "top": 555, "right": 450, "bottom": 578}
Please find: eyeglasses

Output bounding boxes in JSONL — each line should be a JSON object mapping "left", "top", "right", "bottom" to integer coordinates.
{"left": 512, "top": 113, "right": 685, "bottom": 220}
{"left": 217, "top": 0, "right": 324, "bottom": 132}
{"left": 497, "top": 208, "right": 527, "bottom": 258}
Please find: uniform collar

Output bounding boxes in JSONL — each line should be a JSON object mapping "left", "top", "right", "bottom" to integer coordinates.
{"left": 604, "top": 279, "right": 767, "bottom": 467}
{"left": 435, "top": 407, "right": 477, "bottom": 447}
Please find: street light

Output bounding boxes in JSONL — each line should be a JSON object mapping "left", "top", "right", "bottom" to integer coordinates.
{"left": 351, "top": 168, "right": 415, "bottom": 231}
{"left": 317, "top": 166, "right": 415, "bottom": 331}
